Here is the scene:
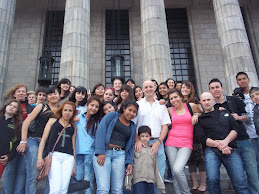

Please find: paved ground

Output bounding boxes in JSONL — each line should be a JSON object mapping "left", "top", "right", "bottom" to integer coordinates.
{"left": 0, "top": 166, "right": 234, "bottom": 194}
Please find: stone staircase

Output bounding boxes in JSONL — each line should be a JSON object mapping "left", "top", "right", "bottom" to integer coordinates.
{"left": 0, "top": 165, "right": 235, "bottom": 194}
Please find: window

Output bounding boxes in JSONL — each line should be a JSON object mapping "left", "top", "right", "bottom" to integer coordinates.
{"left": 166, "top": 9, "right": 197, "bottom": 86}
{"left": 105, "top": 10, "right": 131, "bottom": 86}
{"left": 42, "top": 11, "right": 64, "bottom": 85}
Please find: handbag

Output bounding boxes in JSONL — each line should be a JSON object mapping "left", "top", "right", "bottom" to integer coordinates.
{"left": 36, "top": 123, "right": 69, "bottom": 182}
{"left": 28, "top": 104, "right": 45, "bottom": 133}
{"left": 68, "top": 177, "right": 90, "bottom": 193}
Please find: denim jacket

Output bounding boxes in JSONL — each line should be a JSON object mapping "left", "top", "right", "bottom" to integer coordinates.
{"left": 95, "top": 111, "right": 136, "bottom": 165}
{"left": 253, "top": 104, "right": 259, "bottom": 135}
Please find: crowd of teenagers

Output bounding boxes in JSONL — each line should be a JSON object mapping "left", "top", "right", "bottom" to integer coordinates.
{"left": 0, "top": 71, "right": 259, "bottom": 194}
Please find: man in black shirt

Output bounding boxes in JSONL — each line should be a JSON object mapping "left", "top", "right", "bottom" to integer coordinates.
{"left": 196, "top": 92, "right": 249, "bottom": 194}
{"left": 209, "top": 78, "right": 259, "bottom": 194}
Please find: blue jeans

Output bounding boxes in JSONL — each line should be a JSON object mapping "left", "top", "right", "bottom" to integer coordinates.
{"left": 204, "top": 147, "right": 249, "bottom": 194}
{"left": 3, "top": 154, "right": 26, "bottom": 194}
{"left": 251, "top": 138, "right": 259, "bottom": 176}
{"left": 149, "top": 139, "right": 165, "bottom": 194}
{"left": 133, "top": 181, "right": 154, "bottom": 194}
{"left": 24, "top": 137, "right": 41, "bottom": 194}
{"left": 73, "top": 154, "right": 94, "bottom": 194}
{"left": 237, "top": 139, "right": 259, "bottom": 194}
{"left": 93, "top": 150, "right": 126, "bottom": 194}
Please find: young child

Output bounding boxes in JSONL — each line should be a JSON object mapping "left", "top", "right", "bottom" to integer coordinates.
{"left": 125, "top": 126, "right": 166, "bottom": 194}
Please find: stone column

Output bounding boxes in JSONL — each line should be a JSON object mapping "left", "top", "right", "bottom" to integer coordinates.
{"left": 213, "top": 0, "right": 259, "bottom": 90}
{"left": 60, "top": 0, "right": 90, "bottom": 87}
{"left": 0, "top": 0, "right": 16, "bottom": 103}
{"left": 140, "top": 0, "right": 172, "bottom": 82}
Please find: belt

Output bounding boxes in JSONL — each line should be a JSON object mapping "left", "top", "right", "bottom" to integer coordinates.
{"left": 108, "top": 147, "right": 125, "bottom": 151}
{"left": 150, "top": 137, "right": 159, "bottom": 140}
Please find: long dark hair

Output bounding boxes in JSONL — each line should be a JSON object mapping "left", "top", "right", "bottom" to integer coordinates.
{"left": 133, "top": 86, "right": 143, "bottom": 101}
{"left": 69, "top": 86, "right": 88, "bottom": 106}
{"left": 56, "top": 78, "right": 71, "bottom": 100}
{"left": 157, "top": 82, "right": 169, "bottom": 100}
{"left": 0, "top": 99, "right": 23, "bottom": 137}
{"left": 118, "top": 100, "right": 139, "bottom": 114}
{"left": 86, "top": 96, "right": 103, "bottom": 136}
{"left": 116, "top": 85, "right": 135, "bottom": 105}
{"left": 182, "top": 81, "right": 196, "bottom": 103}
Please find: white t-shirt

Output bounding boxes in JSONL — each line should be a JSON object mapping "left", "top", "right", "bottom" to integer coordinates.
{"left": 243, "top": 94, "right": 258, "bottom": 139}
{"left": 133, "top": 98, "right": 171, "bottom": 138}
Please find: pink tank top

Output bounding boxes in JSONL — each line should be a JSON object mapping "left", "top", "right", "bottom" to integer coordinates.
{"left": 165, "top": 103, "right": 193, "bottom": 149}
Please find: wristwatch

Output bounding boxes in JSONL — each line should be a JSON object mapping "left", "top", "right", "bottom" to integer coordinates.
{"left": 158, "top": 138, "right": 163, "bottom": 144}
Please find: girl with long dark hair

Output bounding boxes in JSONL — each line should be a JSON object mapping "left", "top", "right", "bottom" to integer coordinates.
{"left": 57, "top": 78, "right": 71, "bottom": 103}
{"left": 0, "top": 100, "right": 23, "bottom": 178}
{"left": 74, "top": 96, "right": 103, "bottom": 193}
{"left": 116, "top": 85, "right": 135, "bottom": 109}
{"left": 69, "top": 86, "right": 88, "bottom": 115}
{"left": 93, "top": 100, "right": 139, "bottom": 194}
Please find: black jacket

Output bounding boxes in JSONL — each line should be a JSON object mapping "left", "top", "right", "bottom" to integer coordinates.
{"left": 196, "top": 109, "right": 240, "bottom": 148}
{"left": 0, "top": 117, "right": 19, "bottom": 161}
{"left": 214, "top": 96, "right": 249, "bottom": 140}
{"left": 253, "top": 104, "right": 259, "bottom": 135}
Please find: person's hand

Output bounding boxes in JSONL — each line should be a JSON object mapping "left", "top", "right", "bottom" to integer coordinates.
{"left": 97, "top": 154, "right": 105, "bottom": 166}
{"left": 134, "top": 140, "right": 145, "bottom": 152}
{"left": 72, "top": 167, "right": 76, "bottom": 177}
{"left": 221, "top": 146, "right": 232, "bottom": 155}
{"left": 87, "top": 90, "right": 91, "bottom": 100}
{"left": 159, "top": 99, "right": 166, "bottom": 105}
{"left": 16, "top": 143, "right": 27, "bottom": 153}
{"left": 113, "top": 97, "right": 118, "bottom": 103}
{"left": 37, "top": 158, "right": 44, "bottom": 170}
{"left": 74, "top": 116, "right": 80, "bottom": 122}
{"left": 0, "top": 155, "right": 8, "bottom": 165}
{"left": 215, "top": 139, "right": 229, "bottom": 150}
{"left": 218, "top": 107, "right": 226, "bottom": 111}
{"left": 150, "top": 141, "right": 161, "bottom": 156}
{"left": 231, "top": 113, "right": 239, "bottom": 121}
{"left": 191, "top": 114, "right": 199, "bottom": 125}
{"left": 126, "top": 164, "right": 132, "bottom": 175}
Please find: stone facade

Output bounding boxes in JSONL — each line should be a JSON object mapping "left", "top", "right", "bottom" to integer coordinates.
{"left": 1, "top": 0, "right": 258, "bottom": 101}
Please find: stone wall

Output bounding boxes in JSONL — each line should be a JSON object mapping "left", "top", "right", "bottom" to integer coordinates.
{"left": 247, "top": 2, "right": 259, "bottom": 76}
{"left": 189, "top": 5, "right": 228, "bottom": 93}
{"left": 4, "top": 1, "right": 45, "bottom": 93}
{"left": 129, "top": 0, "right": 143, "bottom": 86}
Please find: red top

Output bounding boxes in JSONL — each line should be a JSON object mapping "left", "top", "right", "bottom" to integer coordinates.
{"left": 21, "top": 102, "right": 27, "bottom": 121}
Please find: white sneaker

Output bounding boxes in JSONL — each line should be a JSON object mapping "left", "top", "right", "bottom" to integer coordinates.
{"left": 164, "top": 178, "right": 173, "bottom": 183}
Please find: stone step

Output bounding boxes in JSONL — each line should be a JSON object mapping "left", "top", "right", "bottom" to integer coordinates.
{"left": 0, "top": 165, "right": 235, "bottom": 193}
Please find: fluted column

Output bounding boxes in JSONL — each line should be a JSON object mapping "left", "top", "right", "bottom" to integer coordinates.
{"left": 140, "top": 0, "right": 172, "bottom": 82}
{"left": 60, "top": 0, "right": 90, "bottom": 87}
{"left": 0, "top": 0, "right": 16, "bottom": 103}
{"left": 213, "top": 0, "right": 258, "bottom": 90}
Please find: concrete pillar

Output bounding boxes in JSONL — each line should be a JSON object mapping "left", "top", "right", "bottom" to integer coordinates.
{"left": 213, "top": 0, "right": 259, "bottom": 90}
{"left": 60, "top": 0, "right": 90, "bottom": 87}
{"left": 140, "top": 0, "right": 172, "bottom": 82}
{"left": 0, "top": 0, "right": 16, "bottom": 103}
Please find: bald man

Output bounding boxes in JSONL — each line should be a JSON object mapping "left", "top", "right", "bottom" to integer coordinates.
{"left": 133, "top": 80, "right": 171, "bottom": 194}
{"left": 195, "top": 92, "right": 248, "bottom": 194}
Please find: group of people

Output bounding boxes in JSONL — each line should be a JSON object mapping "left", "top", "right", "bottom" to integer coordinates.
{"left": 0, "top": 72, "right": 259, "bottom": 194}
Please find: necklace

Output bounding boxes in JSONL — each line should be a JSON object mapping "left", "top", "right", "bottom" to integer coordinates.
{"left": 60, "top": 118, "right": 69, "bottom": 127}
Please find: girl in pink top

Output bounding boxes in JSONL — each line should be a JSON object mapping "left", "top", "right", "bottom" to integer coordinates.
{"left": 165, "top": 90, "right": 202, "bottom": 194}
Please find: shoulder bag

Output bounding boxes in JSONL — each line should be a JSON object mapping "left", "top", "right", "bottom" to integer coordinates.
{"left": 36, "top": 123, "right": 69, "bottom": 182}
